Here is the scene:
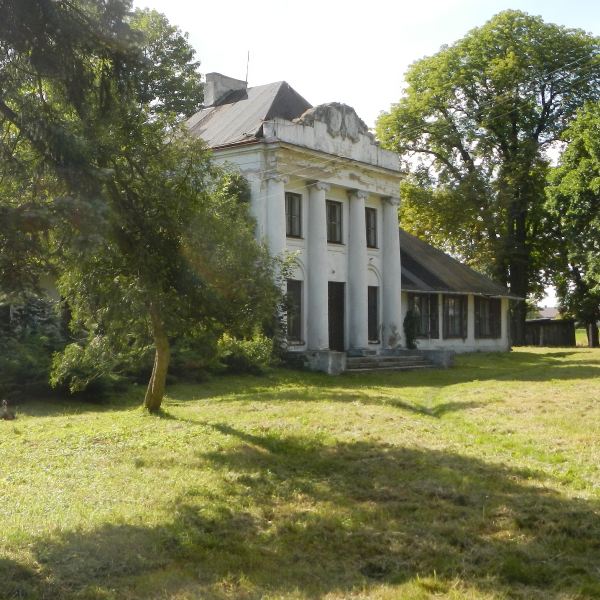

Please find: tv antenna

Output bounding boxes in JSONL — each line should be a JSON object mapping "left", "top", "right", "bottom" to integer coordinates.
{"left": 245, "top": 50, "right": 250, "bottom": 84}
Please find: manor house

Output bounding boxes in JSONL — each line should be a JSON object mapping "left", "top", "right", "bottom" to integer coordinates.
{"left": 187, "top": 73, "right": 513, "bottom": 372}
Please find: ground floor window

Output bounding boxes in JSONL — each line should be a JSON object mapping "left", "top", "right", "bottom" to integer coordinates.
{"left": 408, "top": 293, "right": 439, "bottom": 338}
{"left": 368, "top": 286, "right": 379, "bottom": 342}
{"left": 475, "top": 296, "right": 501, "bottom": 338}
{"left": 443, "top": 294, "right": 468, "bottom": 339}
{"left": 286, "top": 279, "right": 302, "bottom": 343}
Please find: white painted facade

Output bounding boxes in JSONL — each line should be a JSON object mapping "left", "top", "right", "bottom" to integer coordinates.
{"left": 190, "top": 74, "right": 512, "bottom": 364}
{"left": 211, "top": 128, "right": 404, "bottom": 355}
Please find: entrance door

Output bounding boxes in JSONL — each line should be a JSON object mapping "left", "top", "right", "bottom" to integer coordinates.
{"left": 328, "top": 282, "right": 345, "bottom": 351}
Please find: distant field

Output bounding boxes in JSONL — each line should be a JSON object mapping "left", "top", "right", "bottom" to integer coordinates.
{"left": 1, "top": 347, "right": 599, "bottom": 599}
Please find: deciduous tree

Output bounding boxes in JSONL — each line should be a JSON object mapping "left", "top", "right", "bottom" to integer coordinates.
{"left": 546, "top": 102, "right": 600, "bottom": 347}
{"left": 0, "top": 0, "right": 280, "bottom": 410}
{"left": 377, "top": 10, "right": 600, "bottom": 343}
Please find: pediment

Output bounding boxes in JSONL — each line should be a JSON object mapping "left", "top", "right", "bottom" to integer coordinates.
{"left": 294, "top": 103, "right": 373, "bottom": 143}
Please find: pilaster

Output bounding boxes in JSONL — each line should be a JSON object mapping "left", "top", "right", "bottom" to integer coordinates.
{"left": 381, "top": 195, "right": 403, "bottom": 348}
{"left": 265, "top": 173, "right": 288, "bottom": 258}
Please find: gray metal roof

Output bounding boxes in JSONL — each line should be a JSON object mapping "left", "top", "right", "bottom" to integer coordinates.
{"left": 400, "top": 229, "right": 515, "bottom": 298}
{"left": 187, "top": 81, "right": 312, "bottom": 148}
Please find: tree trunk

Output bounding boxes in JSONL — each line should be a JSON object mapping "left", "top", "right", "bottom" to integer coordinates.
{"left": 507, "top": 208, "right": 530, "bottom": 346}
{"left": 144, "top": 305, "right": 170, "bottom": 412}
{"left": 587, "top": 321, "right": 599, "bottom": 348}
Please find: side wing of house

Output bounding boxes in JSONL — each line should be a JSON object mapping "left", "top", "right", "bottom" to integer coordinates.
{"left": 400, "top": 230, "right": 515, "bottom": 352}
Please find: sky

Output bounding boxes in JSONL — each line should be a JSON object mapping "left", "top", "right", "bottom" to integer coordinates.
{"left": 133, "top": 0, "right": 600, "bottom": 129}
{"left": 132, "top": 0, "right": 600, "bottom": 305}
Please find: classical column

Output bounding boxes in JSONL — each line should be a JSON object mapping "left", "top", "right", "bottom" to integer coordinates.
{"left": 247, "top": 173, "right": 266, "bottom": 240}
{"left": 467, "top": 294, "right": 475, "bottom": 344}
{"left": 307, "top": 181, "right": 330, "bottom": 350}
{"left": 265, "top": 173, "right": 288, "bottom": 258}
{"left": 381, "top": 195, "right": 403, "bottom": 348}
{"left": 347, "top": 189, "right": 369, "bottom": 350}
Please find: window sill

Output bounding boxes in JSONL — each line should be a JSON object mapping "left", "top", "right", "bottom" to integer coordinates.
{"left": 287, "top": 235, "right": 304, "bottom": 240}
{"left": 287, "top": 340, "right": 305, "bottom": 346}
{"left": 368, "top": 340, "right": 380, "bottom": 345}
{"left": 367, "top": 245, "right": 379, "bottom": 250}
{"left": 327, "top": 241, "right": 345, "bottom": 246}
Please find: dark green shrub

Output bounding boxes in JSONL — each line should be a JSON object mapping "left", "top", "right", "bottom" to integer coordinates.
{"left": 0, "top": 297, "right": 65, "bottom": 397}
{"left": 217, "top": 333, "right": 274, "bottom": 374}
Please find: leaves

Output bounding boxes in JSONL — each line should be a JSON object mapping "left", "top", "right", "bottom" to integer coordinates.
{"left": 377, "top": 10, "right": 600, "bottom": 311}
{"left": 546, "top": 101, "right": 600, "bottom": 329}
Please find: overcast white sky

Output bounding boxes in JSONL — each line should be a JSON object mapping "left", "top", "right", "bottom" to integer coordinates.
{"left": 133, "top": 0, "right": 600, "bottom": 305}
{"left": 134, "top": 0, "right": 600, "bottom": 130}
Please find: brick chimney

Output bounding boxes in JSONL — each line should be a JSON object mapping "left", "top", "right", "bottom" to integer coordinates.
{"left": 204, "top": 73, "right": 247, "bottom": 107}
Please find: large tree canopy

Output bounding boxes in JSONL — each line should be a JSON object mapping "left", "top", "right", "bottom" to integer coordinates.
{"left": 377, "top": 10, "right": 600, "bottom": 343}
{"left": 0, "top": 0, "right": 279, "bottom": 411}
{"left": 546, "top": 101, "right": 600, "bottom": 346}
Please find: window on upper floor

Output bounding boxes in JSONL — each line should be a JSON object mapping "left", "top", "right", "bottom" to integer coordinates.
{"left": 475, "top": 296, "right": 501, "bottom": 339}
{"left": 286, "top": 279, "right": 303, "bottom": 343}
{"left": 443, "top": 294, "right": 468, "bottom": 339}
{"left": 285, "top": 192, "right": 302, "bottom": 238}
{"left": 408, "top": 293, "right": 439, "bottom": 338}
{"left": 365, "top": 207, "right": 377, "bottom": 248}
{"left": 326, "top": 200, "right": 343, "bottom": 244}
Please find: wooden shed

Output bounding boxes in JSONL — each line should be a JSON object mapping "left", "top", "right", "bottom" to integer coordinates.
{"left": 525, "top": 318, "right": 576, "bottom": 347}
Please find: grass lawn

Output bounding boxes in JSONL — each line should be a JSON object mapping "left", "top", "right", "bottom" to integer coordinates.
{"left": 576, "top": 328, "right": 589, "bottom": 347}
{"left": 1, "top": 348, "right": 600, "bottom": 600}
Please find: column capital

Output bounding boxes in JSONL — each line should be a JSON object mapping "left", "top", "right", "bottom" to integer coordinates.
{"left": 309, "top": 180, "right": 330, "bottom": 192}
{"left": 347, "top": 189, "right": 369, "bottom": 201}
{"left": 382, "top": 195, "right": 401, "bottom": 207}
{"left": 266, "top": 173, "right": 289, "bottom": 184}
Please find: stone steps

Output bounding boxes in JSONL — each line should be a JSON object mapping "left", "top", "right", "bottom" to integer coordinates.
{"left": 345, "top": 354, "right": 434, "bottom": 373}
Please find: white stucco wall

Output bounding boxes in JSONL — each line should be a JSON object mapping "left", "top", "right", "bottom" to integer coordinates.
{"left": 207, "top": 113, "right": 510, "bottom": 357}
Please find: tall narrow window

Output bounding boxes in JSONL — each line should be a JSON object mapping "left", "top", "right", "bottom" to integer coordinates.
{"left": 475, "top": 297, "right": 501, "bottom": 338}
{"left": 286, "top": 279, "right": 302, "bottom": 343}
{"left": 285, "top": 192, "right": 302, "bottom": 238}
{"left": 365, "top": 207, "right": 377, "bottom": 248}
{"left": 326, "top": 200, "right": 343, "bottom": 243}
{"left": 443, "top": 294, "right": 468, "bottom": 339}
{"left": 368, "top": 286, "right": 379, "bottom": 342}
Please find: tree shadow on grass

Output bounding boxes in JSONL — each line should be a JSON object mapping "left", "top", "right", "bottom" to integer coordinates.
{"left": 9, "top": 349, "right": 599, "bottom": 420}
{"left": 6, "top": 426, "right": 600, "bottom": 599}
{"left": 161, "top": 349, "right": 600, "bottom": 417}
{"left": 8, "top": 388, "right": 145, "bottom": 419}
{"left": 168, "top": 349, "right": 600, "bottom": 400}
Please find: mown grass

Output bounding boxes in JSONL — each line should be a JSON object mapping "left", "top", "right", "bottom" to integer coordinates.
{"left": 1, "top": 347, "right": 599, "bottom": 599}
{"left": 576, "top": 328, "right": 589, "bottom": 347}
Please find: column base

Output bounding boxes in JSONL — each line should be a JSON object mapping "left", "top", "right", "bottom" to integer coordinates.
{"left": 346, "top": 347, "right": 377, "bottom": 357}
{"left": 293, "top": 350, "right": 346, "bottom": 375}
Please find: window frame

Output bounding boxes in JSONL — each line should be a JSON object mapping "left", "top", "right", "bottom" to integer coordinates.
{"left": 475, "top": 296, "right": 501, "bottom": 339}
{"left": 365, "top": 207, "right": 378, "bottom": 248}
{"left": 285, "top": 192, "right": 302, "bottom": 238}
{"left": 286, "top": 279, "right": 303, "bottom": 344}
{"left": 442, "top": 294, "right": 468, "bottom": 339}
{"left": 326, "top": 200, "right": 343, "bottom": 244}
{"left": 408, "top": 293, "right": 439, "bottom": 339}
